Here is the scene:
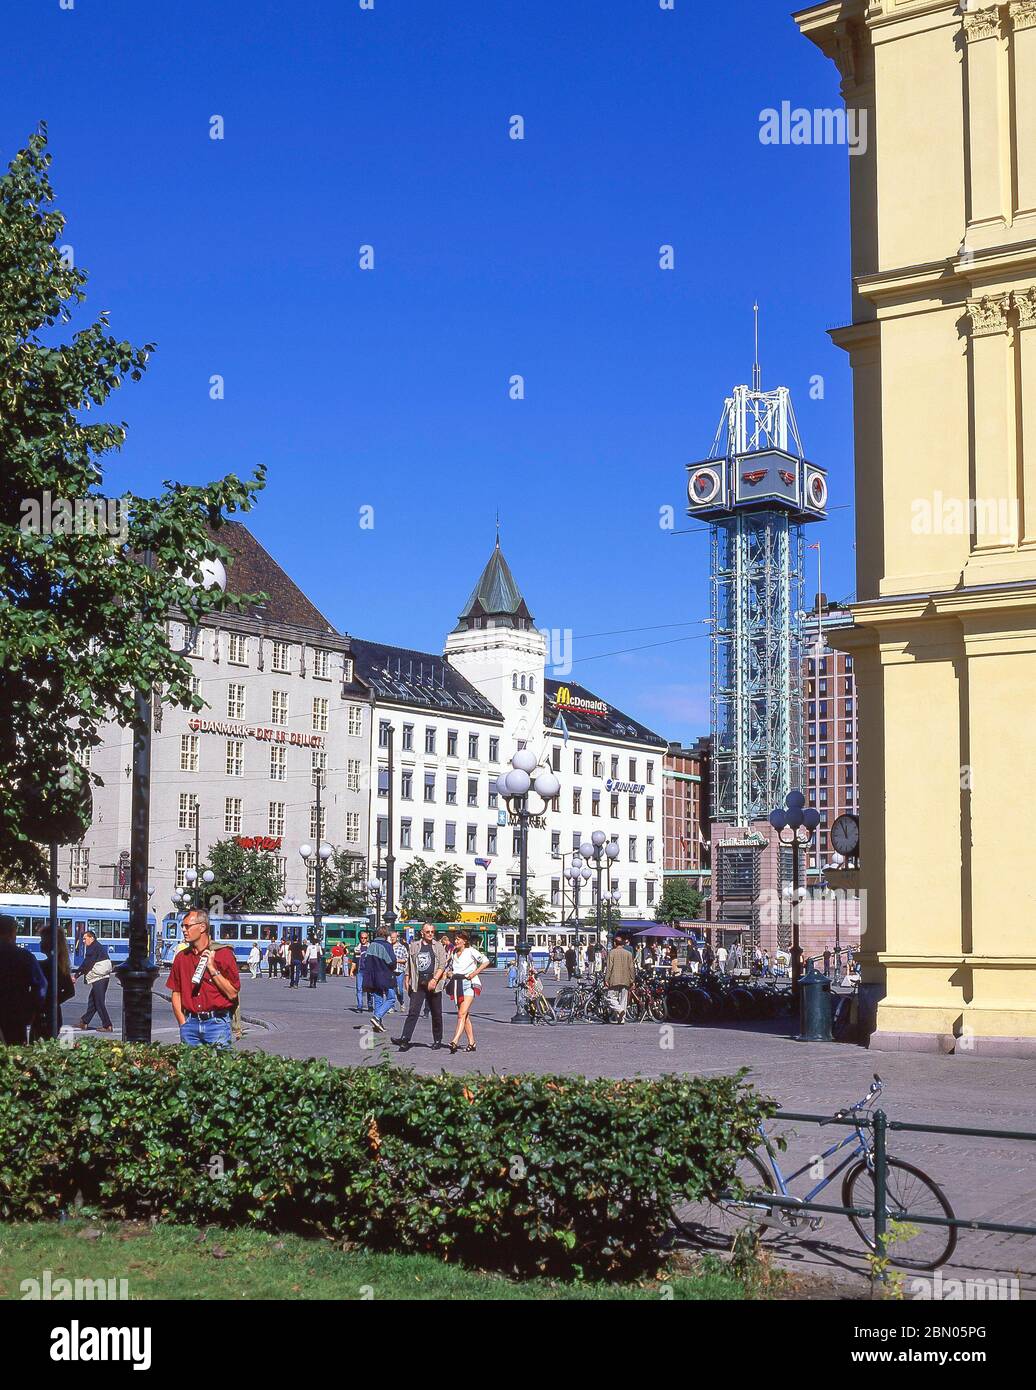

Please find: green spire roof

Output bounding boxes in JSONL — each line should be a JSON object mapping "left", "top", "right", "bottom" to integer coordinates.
{"left": 454, "top": 540, "right": 534, "bottom": 632}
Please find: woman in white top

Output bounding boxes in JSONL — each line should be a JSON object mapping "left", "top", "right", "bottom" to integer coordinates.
{"left": 448, "top": 931, "right": 489, "bottom": 1055}
{"left": 247, "top": 943, "right": 262, "bottom": 980}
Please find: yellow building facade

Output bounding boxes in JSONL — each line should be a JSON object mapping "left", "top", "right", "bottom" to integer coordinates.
{"left": 796, "top": 0, "right": 1036, "bottom": 1055}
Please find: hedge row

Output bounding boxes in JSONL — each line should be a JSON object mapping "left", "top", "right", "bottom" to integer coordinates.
{"left": 0, "top": 1044, "right": 775, "bottom": 1278}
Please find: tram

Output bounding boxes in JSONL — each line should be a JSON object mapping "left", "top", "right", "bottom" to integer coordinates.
{"left": 159, "top": 910, "right": 367, "bottom": 965}
{"left": 0, "top": 895, "right": 159, "bottom": 967}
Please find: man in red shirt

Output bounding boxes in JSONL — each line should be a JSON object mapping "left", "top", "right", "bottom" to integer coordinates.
{"left": 166, "top": 909, "right": 241, "bottom": 1047}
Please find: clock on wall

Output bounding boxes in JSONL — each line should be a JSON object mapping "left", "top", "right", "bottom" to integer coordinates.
{"left": 831, "top": 814, "right": 860, "bottom": 860}
{"left": 688, "top": 465, "right": 722, "bottom": 506}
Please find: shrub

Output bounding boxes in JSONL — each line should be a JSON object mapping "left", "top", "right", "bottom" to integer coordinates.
{"left": 0, "top": 1044, "right": 774, "bottom": 1279}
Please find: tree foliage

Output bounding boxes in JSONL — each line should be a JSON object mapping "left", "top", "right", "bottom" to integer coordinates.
{"left": 655, "top": 878, "right": 704, "bottom": 925}
{"left": 0, "top": 128, "right": 265, "bottom": 888}
{"left": 398, "top": 858, "right": 462, "bottom": 924}
{"left": 315, "top": 848, "right": 368, "bottom": 917}
{"left": 493, "top": 890, "right": 553, "bottom": 928}
{"left": 204, "top": 839, "right": 282, "bottom": 915}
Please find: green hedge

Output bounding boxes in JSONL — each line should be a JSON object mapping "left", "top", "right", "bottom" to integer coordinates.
{"left": 0, "top": 1044, "right": 774, "bottom": 1279}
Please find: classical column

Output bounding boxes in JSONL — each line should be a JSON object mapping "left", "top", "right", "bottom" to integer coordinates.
{"left": 1017, "top": 287, "right": 1036, "bottom": 544}
{"left": 965, "top": 294, "right": 1016, "bottom": 559}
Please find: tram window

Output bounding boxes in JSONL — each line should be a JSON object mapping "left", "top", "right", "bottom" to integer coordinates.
{"left": 73, "top": 920, "right": 87, "bottom": 941}
{"left": 119, "top": 923, "right": 131, "bottom": 938}
{"left": 165, "top": 923, "right": 179, "bottom": 939}
{"left": 504, "top": 933, "right": 515, "bottom": 948}
{"left": 88, "top": 920, "right": 105, "bottom": 938}
{"left": 98, "top": 921, "right": 116, "bottom": 938}
{"left": 260, "top": 924, "right": 278, "bottom": 941}
{"left": 15, "top": 916, "right": 29, "bottom": 935}
{"left": 217, "top": 924, "right": 239, "bottom": 941}
{"left": 239, "top": 923, "right": 259, "bottom": 941}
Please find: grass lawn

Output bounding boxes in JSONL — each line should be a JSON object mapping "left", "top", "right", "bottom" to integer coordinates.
{"left": 0, "top": 1219, "right": 757, "bottom": 1301}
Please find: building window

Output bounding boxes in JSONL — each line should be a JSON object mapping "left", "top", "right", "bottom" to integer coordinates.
{"left": 423, "top": 821, "right": 435, "bottom": 851}
{"left": 628, "top": 880, "right": 637, "bottom": 907}
{"left": 271, "top": 690, "right": 288, "bottom": 726}
{"left": 446, "top": 774, "right": 457, "bottom": 805}
{"left": 268, "top": 802, "right": 285, "bottom": 837}
{"left": 378, "top": 720, "right": 390, "bottom": 748}
{"left": 628, "top": 796, "right": 637, "bottom": 819}
{"left": 227, "top": 683, "right": 245, "bottom": 719}
{"left": 447, "top": 730, "right": 458, "bottom": 757}
{"left": 445, "top": 822, "right": 457, "bottom": 853}
{"left": 513, "top": 829, "right": 522, "bottom": 855}
{"left": 646, "top": 836, "right": 655, "bottom": 864}
{"left": 487, "top": 875, "right": 497, "bottom": 904}
{"left": 348, "top": 759, "right": 362, "bottom": 792}
{"left": 274, "top": 857, "right": 287, "bottom": 892}
{"left": 226, "top": 741, "right": 244, "bottom": 777}
{"left": 610, "top": 755, "right": 619, "bottom": 778}
{"left": 572, "top": 832, "right": 581, "bottom": 853}
{"left": 487, "top": 826, "right": 497, "bottom": 855}
{"left": 646, "top": 760, "right": 654, "bottom": 785}
{"left": 570, "top": 788, "right": 580, "bottom": 815}
{"left": 466, "top": 825, "right": 478, "bottom": 854}
{"left": 174, "top": 849, "right": 195, "bottom": 889}
{"left": 180, "top": 735, "right": 199, "bottom": 773}
{"left": 628, "top": 836, "right": 637, "bottom": 862}
{"left": 628, "top": 758, "right": 637, "bottom": 781}
{"left": 645, "top": 797, "right": 654, "bottom": 822}
{"left": 424, "top": 772, "right": 436, "bottom": 802}
{"left": 312, "top": 750, "right": 327, "bottom": 786}
{"left": 572, "top": 750, "right": 582, "bottom": 775}
{"left": 313, "top": 698, "right": 329, "bottom": 733}
{"left": 178, "top": 793, "right": 198, "bottom": 831}
{"left": 467, "top": 777, "right": 479, "bottom": 807}
{"left": 402, "top": 723, "right": 414, "bottom": 751}
{"left": 345, "top": 812, "right": 360, "bottom": 844}
{"left": 489, "top": 737, "right": 499, "bottom": 762}
{"left": 400, "top": 769, "right": 413, "bottom": 799}
{"left": 551, "top": 831, "right": 561, "bottom": 857}
{"left": 378, "top": 767, "right": 389, "bottom": 798}
{"left": 551, "top": 878, "right": 561, "bottom": 907}
{"left": 425, "top": 727, "right": 436, "bottom": 755}
{"left": 488, "top": 779, "right": 498, "bottom": 809}
{"left": 592, "top": 790, "right": 601, "bottom": 817}
{"left": 510, "top": 876, "right": 520, "bottom": 896}
{"left": 270, "top": 745, "right": 286, "bottom": 781}
{"left": 224, "top": 797, "right": 242, "bottom": 835}
{"left": 610, "top": 793, "right": 619, "bottom": 818}
{"left": 342, "top": 657, "right": 354, "bottom": 683}
{"left": 306, "top": 862, "right": 317, "bottom": 897}
{"left": 401, "top": 818, "right": 412, "bottom": 850}
{"left": 465, "top": 874, "right": 477, "bottom": 904}
{"left": 348, "top": 705, "right": 363, "bottom": 737}
{"left": 552, "top": 746, "right": 561, "bottom": 772}
{"left": 272, "top": 641, "right": 290, "bottom": 674}
{"left": 310, "top": 805, "right": 326, "bottom": 840}
{"left": 468, "top": 733, "right": 479, "bottom": 759}
{"left": 69, "top": 846, "right": 89, "bottom": 891}
{"left": 228, "top": 633, "right": 248, "bottom": 666}
{"left": 646, "top": 880, "right": 655, "bottom": 905}
{"left": 313, "top": 648, "right": 331, "bottom": 679}
{"left": 593, "top": 753, "right": 603, "bottom": 779}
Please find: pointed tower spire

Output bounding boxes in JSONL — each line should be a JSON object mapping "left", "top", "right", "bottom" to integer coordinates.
{"left": 453, "top": 541, "right": 534, "bottom": 633}
{"left": 753, "top": 301, "right": 762, "bottom": 393}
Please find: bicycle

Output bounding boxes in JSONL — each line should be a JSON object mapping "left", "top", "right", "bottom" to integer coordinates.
{"left": 671, "top": 1075, "right": 958, "bottom": 1271}
{"left": 515, "top": 979, "right": 557, "bottom": 1024}
{"left": 625, "top": 970, "right": 667, "bottom": 1023}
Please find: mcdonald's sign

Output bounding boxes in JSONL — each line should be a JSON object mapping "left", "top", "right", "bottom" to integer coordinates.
{"left": 553, "top": 686, "right": 609, "bottom": 717}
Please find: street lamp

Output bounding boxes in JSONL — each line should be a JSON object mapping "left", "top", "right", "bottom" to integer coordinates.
{"left": 565, "top": 858, "right": 591, "bottom": 941}
{"left": 366, "top": 877, "right": 384, "bottom": 933}
{"left": 579, "top": 829, "right": 621, "bottom": 949}
{"left": 299, "top": 840, "right": 333, "bottom": 946}
{"left": 769, "top": 789, "right": 822, "bottom": 999}
{"left": 496, "top": 749, "right": 561, "bottom": 1022}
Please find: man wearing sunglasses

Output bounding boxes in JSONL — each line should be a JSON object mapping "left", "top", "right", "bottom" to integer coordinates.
{"left": 166, "top": 909, "right": 241, "bottom": 1047}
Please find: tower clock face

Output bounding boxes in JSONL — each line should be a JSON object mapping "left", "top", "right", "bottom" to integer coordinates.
{"left": 831, "top": 814, "right": 859, "bottom": 857}
{"left": 688, "top": 466, "right": 721, "bottom": 506}
{"left": 807, "top": 472, "right": 828, "bottom": 510}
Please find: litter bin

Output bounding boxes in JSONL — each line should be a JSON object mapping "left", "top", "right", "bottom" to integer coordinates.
{"left": 799, "top": 958, "right": 833, "bottom": 1041}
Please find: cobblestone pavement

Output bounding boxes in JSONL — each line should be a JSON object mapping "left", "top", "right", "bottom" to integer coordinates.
{"left": 75, "top": 970, "right": 1036, "bottom": 1296}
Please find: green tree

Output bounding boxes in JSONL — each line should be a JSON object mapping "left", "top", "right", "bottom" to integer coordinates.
{"left": 493, "top": 890, "right": 553, "bottom": 928}
{"left": 655, "top": 878, "right": 704, "bottom": 925}
{"left": 398, "top": 858, "right": 462, "bottom": 924}
{"left": 0, "top": 128, "right": 265, "bottom": 890}
{"left": 204, "top": 839, "right": 282, "bottom": 915}
{"left": 315, "top": 848, "right": 368, "bottom": 917}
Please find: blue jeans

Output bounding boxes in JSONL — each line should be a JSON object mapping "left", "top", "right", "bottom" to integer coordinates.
{"left": 395, "top": 972, "right": 405, "bottom": 1004}
{"left": 355, "top": 968, "right": 368, "bottom": 1010}
{"left": 372, "top": 990, "right": 396, "bottom": 1025}
{"left": 179, "top": 1014, "right": 233, "bottom": 1048}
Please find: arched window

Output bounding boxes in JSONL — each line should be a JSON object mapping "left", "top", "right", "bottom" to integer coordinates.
{"left": 520, "top": 675, "right": 526, "bottom": 690}
{"left": 512, "top": 673, "right": 518, "bottom": 690}
{"left": 529, "top": 676, "right": 535, "bottom": 692}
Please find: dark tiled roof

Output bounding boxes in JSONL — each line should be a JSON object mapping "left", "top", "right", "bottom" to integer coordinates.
{"left": 453, "top": 541, "right": 534, "bottom": 632}
{"left": 350, "top": 638, "right": 502, "bottom": 721}
{"left": 543, "top": 678, "right": 667, "bottom": 748}
{"left": 219, "top": 522, "right": 338, "bottom": 634}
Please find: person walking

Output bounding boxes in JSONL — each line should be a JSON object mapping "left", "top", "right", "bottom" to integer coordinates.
{"left": 389, "top": 929, "right": 407, "bottom": 1008}
{"left": 31, "top": 922, "right": 75, "bottom": 1040}
{"left": 351, "top": 931, "right": 371, "bottom": 1012}
{"left": 73, "top": 929, "right": 113, "bottom": 1032}
{"left": 305, "top": 937, "right": 322, "bottom": 988}
{"left": 247, "top": 942, "right": 262, "bottom": 981}
{"left": 447, "top": 930, "right": 489, "bottom": 1055}
{"left": 603, "top": 933, "right": 635, "bottom": 1024}
{"left": 395, "top": 923, "right": 448, "bottom": 1052}
{"left": 0, "top": 915, "right": 46, "bottom": 1045}
{"left": 716, "top": 944, "right": 728, "bottom": 974}
{"left": 166, "top": 909, "right": 240, "bottom": 1047}
{"left": 577, "top": 942, "right": 587, "bottom": 977}
{"left": 365, "top": 927, "right": 398, "bottom": 1034}
{"left": 564, "top": 945, "right": 577, "bottom": 981}
{"left": 550, "top": 945, "right": 563, "bottom": 982}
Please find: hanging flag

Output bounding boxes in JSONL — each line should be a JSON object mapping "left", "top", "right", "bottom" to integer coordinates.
{"left": 553, "top": 711, "right": 570, "bottom": 745}
{"left": 474, "top": 857, "right": 493, "bottom": 869}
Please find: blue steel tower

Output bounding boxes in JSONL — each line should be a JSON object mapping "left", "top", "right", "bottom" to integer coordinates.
{"left": 687, "top": 345, "right": 828, "bottom": 828}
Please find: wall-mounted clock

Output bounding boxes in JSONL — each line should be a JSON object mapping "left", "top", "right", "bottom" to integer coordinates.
{"left": 831, "top": 814, "right": 859, "bottom": 858}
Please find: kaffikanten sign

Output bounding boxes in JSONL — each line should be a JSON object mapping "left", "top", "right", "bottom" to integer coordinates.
{"left": 187, "top": 717, "right": 325, "bottom": 749}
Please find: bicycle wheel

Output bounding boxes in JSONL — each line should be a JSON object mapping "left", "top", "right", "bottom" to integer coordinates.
{"left": 625, "top": 992, "right": 644, "bottom": 1023}
{"left": 553, "top": 988, "right": 578, "bottom": 1023}
{"left": 842, "top": 1158, "right": 958, "bottom": 1271}
{"left": 536, "top": 998, "right": 557, "bottom": 1025}
{"left": 647, "top": 993, "right": 667, "bottom": 1023}
{"left": 665, "top": 988, "right": 692, "bottom": 1025}
{"left": 671, "top": 1152, "right": 780, "bottom": 1249}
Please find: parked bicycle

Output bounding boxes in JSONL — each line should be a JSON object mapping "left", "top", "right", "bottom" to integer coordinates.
{"left": 671, "top": 1075, "right": 958, "bottom": 1271}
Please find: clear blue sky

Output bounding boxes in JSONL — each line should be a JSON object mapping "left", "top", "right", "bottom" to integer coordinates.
{"left": 3, "top": 0, "right": 855, "bottom": 743}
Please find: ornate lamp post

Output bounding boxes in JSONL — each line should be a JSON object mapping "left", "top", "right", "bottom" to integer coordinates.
{"left": 565, "top": 858, "right": 591, "bottom": 940}
{"left": 579, "top": 830, "right": 620, "bottom": 949}
{"left": 495, "top": 749, "right": 561, "bottom": 1022}
{"left": 366, "top": 877, "right": 384, "bottom": 934}
{"left": 768, "top": 789, "right": 821, "bottom": 999}
{"left": 299, "top": 840, "right": 332, "bottom": 948}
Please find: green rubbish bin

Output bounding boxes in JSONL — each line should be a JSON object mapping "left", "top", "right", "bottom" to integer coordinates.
{"left": 799, "top": 958, "right": 833, "bottom": 1041}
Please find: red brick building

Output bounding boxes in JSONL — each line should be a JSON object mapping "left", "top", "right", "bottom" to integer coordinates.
{"left": 662, "top": 738, "right": 710, "bottom": 897}
{"left": 802, "top": 600, "right": 859, "bottom": 874}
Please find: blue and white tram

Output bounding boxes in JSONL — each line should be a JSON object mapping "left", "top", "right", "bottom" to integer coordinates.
{"left": 0, "top": 895, "right": 159, "bottom": 967}
{"left": 159, "top": 910, "right": 366, "bottom": 966}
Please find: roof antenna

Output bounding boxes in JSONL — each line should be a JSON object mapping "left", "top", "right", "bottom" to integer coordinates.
{"left": 752, "top": 301, "right": 761, "bottom": 393}
{"left": 495, "top": 508, "right": 500, "bottom": 548}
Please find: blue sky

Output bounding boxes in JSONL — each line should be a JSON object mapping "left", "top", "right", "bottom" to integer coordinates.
{"left": 4, "top": 0, "right": 855, "bottom": 742}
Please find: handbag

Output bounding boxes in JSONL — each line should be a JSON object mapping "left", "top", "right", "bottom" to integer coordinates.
{"left": 85, "top": 957, "right": 113, "bottom": 985}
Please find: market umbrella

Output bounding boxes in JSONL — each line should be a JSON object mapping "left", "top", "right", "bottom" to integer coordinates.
{"left": 629, "top": 924, "right": 692, "bottom": 938}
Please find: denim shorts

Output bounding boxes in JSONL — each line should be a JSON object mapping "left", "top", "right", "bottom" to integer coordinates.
{"left": 452, "top": 976, "right": 474, "bottom": 1000}
{"left": 179, "top": 1013, "right": 233, "bottom": 1048}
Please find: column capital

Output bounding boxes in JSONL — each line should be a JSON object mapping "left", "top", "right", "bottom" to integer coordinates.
{"left": 1009, "top": 1, "right": 1036, "bottom": 33}
{"left": 962, "top": 4, "right": 1003, "bottom": 42}
{"left": 1014, "top": 286, "right": 1036, "bottom": 329}
{"left": 966, "top": 292, "right": 1013, "bottom": 337}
